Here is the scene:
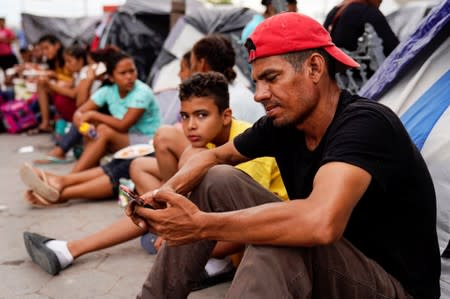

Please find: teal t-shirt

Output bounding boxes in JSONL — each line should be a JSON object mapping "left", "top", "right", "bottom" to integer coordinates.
{"left": 91, "top": 80, "right": 161, "bottom": 137}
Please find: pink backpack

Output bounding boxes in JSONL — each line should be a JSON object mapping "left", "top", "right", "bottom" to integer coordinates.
{"left": 1, "top": 100, "right": 38, "bottom": 133}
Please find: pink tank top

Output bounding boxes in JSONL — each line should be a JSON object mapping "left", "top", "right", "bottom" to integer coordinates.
{"left": 0, "top": 28, "right": 14, "bottom": 55}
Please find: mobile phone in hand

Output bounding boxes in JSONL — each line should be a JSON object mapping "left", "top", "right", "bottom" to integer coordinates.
{"left": 120, "top": 185, "right": 154, "bottom": 209}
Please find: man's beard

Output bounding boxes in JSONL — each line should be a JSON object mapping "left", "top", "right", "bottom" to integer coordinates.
{"left": 271, "top": 107, "right": 313, "bottom": 129}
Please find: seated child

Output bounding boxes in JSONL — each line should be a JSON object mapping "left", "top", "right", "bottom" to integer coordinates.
{"left": 42, "top": 45, "right": 88, "bottom": 122}
{"left": 70, "top": 51, "right": 160, "bottom": 172}
{"left": 34, "top": 46, "right": 120, "bottom": 164}
{"left": 28, "top": 34, "right": 73, "bottom": 134}
{"left": 19, "top": 51, "right": 190, "bottom": 205}
{"left": 22, "top": 72, "right": 287, "bottom": 290}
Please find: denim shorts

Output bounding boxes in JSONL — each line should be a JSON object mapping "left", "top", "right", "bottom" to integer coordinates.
{"left": 56, "top": 125, "right": 82, "bottom": 153}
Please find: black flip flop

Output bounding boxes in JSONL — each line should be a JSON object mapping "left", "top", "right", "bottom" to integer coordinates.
{"left": 23, "top": 232, "right": 61, "bottom": 275}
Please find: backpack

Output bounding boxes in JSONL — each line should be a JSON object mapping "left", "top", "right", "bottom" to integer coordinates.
{"left": 1, "top": 100, "right": 38, "bottom": 133}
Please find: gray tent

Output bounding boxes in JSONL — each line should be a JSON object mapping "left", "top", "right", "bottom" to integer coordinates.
{"left": 98, "top": 0, "right": 204, "bottom": 82}
{"left": 147, "top": 6, "right": 258, "bottom": 125}
{"left": 21, "top": 13, "right": 100, "bottom": 47}
{"left": 149, "top": 6, "right": 256, "bottom": 89}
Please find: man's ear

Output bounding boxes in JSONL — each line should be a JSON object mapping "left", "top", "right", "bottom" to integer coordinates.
{"left": 223, "top": 108, "right": 232, "bottom": 126}
{"left": 308, "top": 53, "right": 326, "bottom": 83}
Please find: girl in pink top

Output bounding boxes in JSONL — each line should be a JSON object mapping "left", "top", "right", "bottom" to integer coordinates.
{"left": 0, "top": 17, "right": 18, "bottom": 71}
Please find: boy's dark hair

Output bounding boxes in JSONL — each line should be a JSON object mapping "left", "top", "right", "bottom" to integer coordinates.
{"left": 192, "top": 34, "right": 236, "bottom": 83}
{"left": 179, "top": 72, "right": 229, "bottom": 113}
{"left": 64, "top": 45, "right": 87, "bottom": 65}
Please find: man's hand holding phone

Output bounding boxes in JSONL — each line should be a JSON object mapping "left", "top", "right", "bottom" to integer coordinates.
{"left": 125, "top": 188, "right": 205, "bottom": 246}
{"left": 120, "top": 185, "right": 154, "bottom": 211}
{"left": 123, "top": 186, "right": 161, "bottom": 231}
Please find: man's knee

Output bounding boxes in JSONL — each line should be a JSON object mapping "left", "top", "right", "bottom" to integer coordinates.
{"left": 201, "top": 165, "right": 242, "bottom": 187}
{"left": 189, "top": 165, "right": 244, "bottom": 210}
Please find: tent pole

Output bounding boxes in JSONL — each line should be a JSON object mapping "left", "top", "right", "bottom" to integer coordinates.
{"left": 171, "top": 0, "right": 185, "bottom": 29}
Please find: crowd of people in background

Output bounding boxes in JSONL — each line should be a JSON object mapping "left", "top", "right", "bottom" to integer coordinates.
{"left": 0, "top": 2, "right": 441, "bottom": 299}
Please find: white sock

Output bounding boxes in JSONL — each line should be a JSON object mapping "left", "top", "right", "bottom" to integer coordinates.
{"left": 45, "top": 240, "right": 74, "bottom": 269}
{"left": 204, "top": 257, "right": 233, "bottom": 276}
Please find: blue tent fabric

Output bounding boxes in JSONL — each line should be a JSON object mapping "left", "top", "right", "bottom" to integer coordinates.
{"left": 358, "top": 2, "right": 450, "bottom": 296}
{"left": 359, "top": 0, "right": 450, "bottom": 100}
{"left": 400, "top": 70, "right": 450, "bottom": 150}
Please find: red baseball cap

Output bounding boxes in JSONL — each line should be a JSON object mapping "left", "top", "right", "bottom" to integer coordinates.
{"left": 246, "top": 12, "right": 359, "bottom": 68}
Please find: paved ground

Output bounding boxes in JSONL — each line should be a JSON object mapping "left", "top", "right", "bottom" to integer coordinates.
{"left": 0, "top": 133, "right": 229, "bottom": 299}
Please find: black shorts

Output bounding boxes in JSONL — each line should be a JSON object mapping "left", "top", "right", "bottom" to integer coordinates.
{"left": 101, "top": 152, "right": 155, "bottom": 196}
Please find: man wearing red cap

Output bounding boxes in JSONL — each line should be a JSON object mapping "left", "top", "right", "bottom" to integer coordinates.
{"left": 128, "top": 13, "right": 440, "bottom": 299}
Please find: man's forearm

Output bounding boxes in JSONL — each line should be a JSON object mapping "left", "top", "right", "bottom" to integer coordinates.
{"left": 164, "top": 151, "right": 219, "bottom": 195}
{"left": 164, "top": 142, "right": 246, "bottom": 195}
{"left": 198, "top": 200, "right": 331, "bottom": 247}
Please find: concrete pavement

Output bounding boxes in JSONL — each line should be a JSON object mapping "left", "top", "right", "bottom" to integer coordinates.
{"left": 0, "top": 133, "right": 228, "bottom": 299}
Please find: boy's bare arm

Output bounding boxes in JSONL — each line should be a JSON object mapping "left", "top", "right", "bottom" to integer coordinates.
{"left": 163, "top": 141, "right": 249, "bottom": 195}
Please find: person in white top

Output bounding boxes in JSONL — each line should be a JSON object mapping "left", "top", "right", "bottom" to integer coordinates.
{"left": 188, "top": 34, "right": 264, "bottom": 124}
{"left": 228, "top": 80, "right": 265, "bottom": 124}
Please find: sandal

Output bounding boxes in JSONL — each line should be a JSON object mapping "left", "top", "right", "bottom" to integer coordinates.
{"left": 24, "top": 190, "right": 52, "bottom": 208}
{"left": 19, "top": 163, "right": 60, "bottom": 202}
{"left": 24, "top": 190, "right": 69, "bottom": 208}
